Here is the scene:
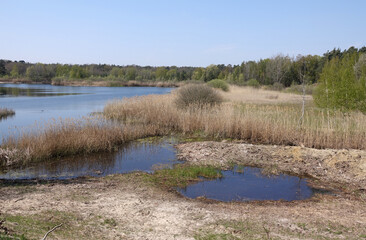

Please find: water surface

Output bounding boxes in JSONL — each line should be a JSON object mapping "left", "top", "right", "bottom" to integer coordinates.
{"left": 177, "top": 166, "right": 313, "bottom": 201}
{"left": 0, "top": 138, "right": 179, "bottom": 180}
{"left": 0, "top": 84, "right": 171, "bottom": 140}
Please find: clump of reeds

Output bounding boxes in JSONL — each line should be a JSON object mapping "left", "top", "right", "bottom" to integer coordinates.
{"left": 0, "top": 108, "right": 15, "bottom": 119}
{"left": 104, "top": 94, "right": 366, "bottom": 150}
{"left": 0, "top": 117, "right": 167, "bottom": 166}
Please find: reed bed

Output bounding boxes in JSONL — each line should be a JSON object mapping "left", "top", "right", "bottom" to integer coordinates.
{"left": 2, "top": 92, "right": 366, "bottom": 166}
{"left": 0, "top": 117, "right": 167, "bottom": 167}
{"left": 104, "top": 94, "right": 366, "bottom": 150}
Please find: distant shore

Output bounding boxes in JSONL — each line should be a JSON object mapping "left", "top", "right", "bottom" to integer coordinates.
{"left": 0, "top": 78, "right": 182, "bottom": 88}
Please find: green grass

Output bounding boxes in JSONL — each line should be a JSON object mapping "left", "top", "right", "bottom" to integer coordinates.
{"left": 0, "top": 234, "right": 28, "bottom": 240}
{"left": 145, "top": 164, "right": 222, "bottom": 188}
{"left": 2, "top": 210, "right": 89, "bottom": 240}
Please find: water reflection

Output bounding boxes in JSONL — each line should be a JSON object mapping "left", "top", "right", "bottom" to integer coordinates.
{"left": 177, "top": 166, "right": 313, "bottom": 201}
{"left": 0, "top": 86, "right": 82, "bottom": 97}
{"left": 0, "top": 139, "right": 180, "bottom": 180}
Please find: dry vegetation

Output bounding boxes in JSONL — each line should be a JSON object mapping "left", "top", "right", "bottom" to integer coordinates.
{"left": 222, "top": 85, "right": 313, "bottom": 104}
{"left": 0, "top": 108, "right": 15, "bottom": 119}
{"left": 0, "top": 117, "right": 167, "bottom": 167}
{"left": 2, "top": 85, "right": 366, "bottom": 166}
{"left": 104, "top": 90, "right": 366, "bottom": 150}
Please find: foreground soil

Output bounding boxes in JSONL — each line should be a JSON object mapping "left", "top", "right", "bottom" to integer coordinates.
{"left": 0, "top": 142, "right": 365, "bottom": 239}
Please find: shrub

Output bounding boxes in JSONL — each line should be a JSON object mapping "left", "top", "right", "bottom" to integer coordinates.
{"left": 207, "top": 79, "right": 229, "bottom": 92}
{"left": 271, "top": 82, "right": 284, "bottom": 91}
{"left": 246, "top": 79, "right": 260, "bottom": 88}
{"left": 175, "top": 84, "right": 223, "bottom": 108}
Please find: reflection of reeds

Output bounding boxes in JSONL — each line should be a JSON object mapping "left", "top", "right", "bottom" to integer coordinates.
{"left": 0, "top": 107, "right": 15, "bottom": 119}
{"left": 104, "top": 94, "right": 366, "bottom": 150}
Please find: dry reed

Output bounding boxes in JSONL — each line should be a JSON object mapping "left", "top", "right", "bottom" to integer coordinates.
{"left": 104, "top": 94, "right": 366, "bottom": 150}
{"left": 0, "top": 117, "right": 167, "bottom": 166}
{"left": 0, "top": 108, "right": 15, "bottom": 119}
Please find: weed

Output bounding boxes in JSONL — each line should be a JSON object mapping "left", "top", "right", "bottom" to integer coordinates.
{"left": 146, "top": 164, "right": 222, "bottom": 188}
{"left": 103, "top": 218, "right": 117, "bottom": 227}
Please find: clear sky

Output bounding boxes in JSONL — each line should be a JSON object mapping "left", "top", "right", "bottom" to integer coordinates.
{"left": 1, "top": 0, "right": 365, "bottom": 67}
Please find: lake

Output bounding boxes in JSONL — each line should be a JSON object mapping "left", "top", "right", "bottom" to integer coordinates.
{"left": 0, "top": 83, "right": 172, "bottom": 140}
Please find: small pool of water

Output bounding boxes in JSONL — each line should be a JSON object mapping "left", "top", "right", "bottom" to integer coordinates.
{"left": 0, "top": 138, "right": 180, "bottom": 180}
{"left": 177, "top": 166, "right": 313, "bottom": 201}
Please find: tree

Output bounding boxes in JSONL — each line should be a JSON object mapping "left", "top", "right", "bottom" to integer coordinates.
{"left": 265, "top": 54, "right": 291, "bottom": 85}
{"left": 10, "top": 64, "right": 19, "bottom": 78}
{"left": 0, "top": 60, "right": 6, "bottom": 76}
{"left": 314, "top": 53, "right": 366, "bottom": 112}
{"left": 204, "top": 64, "right": 220, "bottom": 82}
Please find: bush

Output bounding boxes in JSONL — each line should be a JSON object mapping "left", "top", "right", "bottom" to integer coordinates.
{"left": 207, "top": 79, "right": 229, "bottom": 92}
{"left": 271, "top": 82, "right": 284, "bottom": 91}
{"left": 175, "top": 84, "right": 223, "bottom": 108}
{"left": 246, "top": 79, "right": 260, "bottom": 88}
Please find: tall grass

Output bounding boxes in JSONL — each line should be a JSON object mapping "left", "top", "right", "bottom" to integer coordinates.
{"left": 0, "top": 117, "right": 167, "bottom": 167}
{"left": 104, "top": 94, "right": 366, "bottom": 150}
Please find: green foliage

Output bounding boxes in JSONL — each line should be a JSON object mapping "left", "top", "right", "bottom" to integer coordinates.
{"left": 0, "top": 234, "right": 28, "bottom": 240}
{"left": 314, "top": 53, "right": 366, "bottom": 112}
{"left": 245, "top": 79, "right": 260, "bottom": 88}
{"left": 69, "top": 65, "right": 89, "bottom": 79}
{"left": 175, "top": 84, "right": 223, "bottom": 108}
{"left": 1, "top": 46, "right": 366, "bottom": 86}
{"left": 147, "top": 165, "right": 222, "bottom": 188}
{"left": 10, "top": 64, "right": 19, "bottom": 78}
{"left": 26, "top": 63, "right": 55, "bottom": 82}
{"left": 207, "top": 79, "right": 229, "bottom": 91}
{"left": 0, "top": 60, "right": 6, "bottom": 76}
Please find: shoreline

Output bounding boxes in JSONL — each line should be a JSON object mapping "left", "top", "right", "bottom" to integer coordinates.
{"left": 0, "top": 78, "right": 182, "bottom": 88}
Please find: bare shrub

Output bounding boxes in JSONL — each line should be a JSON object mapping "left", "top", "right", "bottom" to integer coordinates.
{"left": 175, "top": 84, "right": 223, "bottom": 108}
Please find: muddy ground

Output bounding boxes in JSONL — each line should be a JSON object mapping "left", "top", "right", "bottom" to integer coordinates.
{"left": 0, "top": 142, "right": 366, "bottom": 240}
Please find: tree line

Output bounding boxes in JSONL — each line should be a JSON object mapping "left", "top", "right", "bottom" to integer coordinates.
{"left": 1, "top": 46, "right": 365, "bottom": 89}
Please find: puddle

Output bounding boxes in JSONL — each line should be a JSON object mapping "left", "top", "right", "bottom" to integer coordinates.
{"left": 0, "top": 138, "right": 180, "bottom": 180}
{"left": 177, "top": 166, "right": 313, "bottom": 201}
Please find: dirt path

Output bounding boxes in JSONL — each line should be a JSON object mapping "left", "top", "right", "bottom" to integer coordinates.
{"left": 1, "top": 142, "right": 366, "bottom": 239}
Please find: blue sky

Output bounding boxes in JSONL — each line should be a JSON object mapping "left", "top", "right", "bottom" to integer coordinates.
{"left": 1, "top": 0, "right": 365, "bottom": 66}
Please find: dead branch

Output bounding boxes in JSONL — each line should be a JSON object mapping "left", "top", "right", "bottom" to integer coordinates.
{"left": 41, "top": 223, "right": 63, "bottom": 240}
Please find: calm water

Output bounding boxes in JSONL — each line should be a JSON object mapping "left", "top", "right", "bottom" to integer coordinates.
{"left": 177, "top": 166, "right": 313, "bottom": 201}
{"left": 0, "top": 83, "right": 172, "bottom": 140}
{"left": 0, "top": 138, "right": 180, "bottom": 180}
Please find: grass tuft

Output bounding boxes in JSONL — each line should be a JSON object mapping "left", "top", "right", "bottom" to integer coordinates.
{"left": 146, "top": 165, "right": 222, "bottom": 188}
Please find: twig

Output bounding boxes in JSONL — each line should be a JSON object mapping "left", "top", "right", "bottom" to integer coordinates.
{"left": 263, "top": 224, "right": 270, "bottom": 239}
{"left": 41, "top": 223, "right": 63, "bottom": 240}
